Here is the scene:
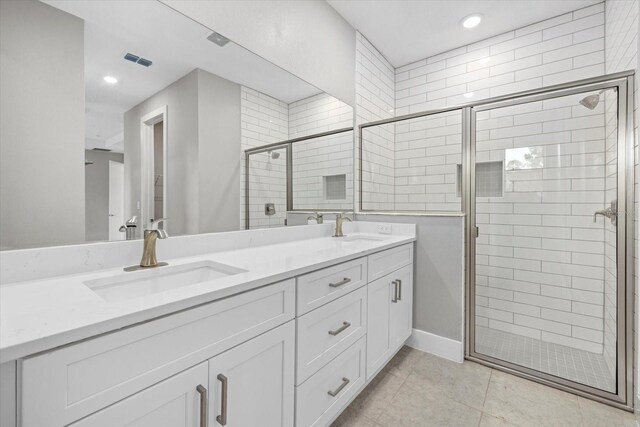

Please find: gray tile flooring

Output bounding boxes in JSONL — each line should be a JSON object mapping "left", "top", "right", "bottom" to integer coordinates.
{"left": 332, "top": 346, "right": 638, "bottom": 427}
{"left": 475, "top": 326, "right": 615, "bottom": 393}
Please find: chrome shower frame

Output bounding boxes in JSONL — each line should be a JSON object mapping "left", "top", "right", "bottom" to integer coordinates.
{"left": 357, "top": 71, "right": 635, "bottom": 410}
{"left": 244, "top": 127, "right": 353, "bottom": 230}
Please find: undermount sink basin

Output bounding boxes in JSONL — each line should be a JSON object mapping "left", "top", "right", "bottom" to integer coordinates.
{"left": 84, "top": 261, "right": 248, "bottom": 302}
{"left": 341, "top": 234, "right": 390, "bottom": 242}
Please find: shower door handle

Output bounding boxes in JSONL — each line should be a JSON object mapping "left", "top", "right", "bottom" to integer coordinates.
{"left": 593, "top": 200, "right": 617, "bottom": 226}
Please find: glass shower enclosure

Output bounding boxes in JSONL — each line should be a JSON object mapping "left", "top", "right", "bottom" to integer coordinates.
{"left": 466, "top": 74, "right": 633, "bottom": 409}
{"left": 358, "top": 71, "right": 634, "bottom": 409}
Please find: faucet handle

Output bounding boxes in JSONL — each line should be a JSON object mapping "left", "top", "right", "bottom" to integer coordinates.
{"left": 149, "top": 218, "right": 168, "bottom": 230}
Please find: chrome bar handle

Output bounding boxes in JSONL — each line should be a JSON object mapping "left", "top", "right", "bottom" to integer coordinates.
{"left": 391, "top": 280, "right": 398, "bottom": 303}
{"left": 327, "top": 377, "right": 350, "bottom": 397}
{"left": 397, "top": 279, "right": 402, "bottom": 301}
{"left": 329, "top": 277, "right": 351, "bottom": 288}
{"left": 216, "top": 374, "right": 228, "bottom": 426}
{"left": 196, "top": 385, "right": 208, "bottom": 427}
{"left": 328, "top": 321, "right": 351, "bottom": 336}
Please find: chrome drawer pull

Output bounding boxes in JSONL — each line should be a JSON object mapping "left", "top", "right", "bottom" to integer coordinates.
{"left": 196, "top": 385, "right": 208, "bottom": 427}
{"left": 216, "top": 374, "right": 228, "bottom": 426}
{"left": 329, "top": 277, "right": 351, "bottom": 288}
{"left": 328, "top": 321, "right": 351, "bottom": 336}
{"left": 397, "top": 279, "right": 402, "bottom": 301}
{"left": 327, "top": 377, "right": 350, "bottom": 397}
{"left": 391, "top": 280, "right": 399, "bottom": 303}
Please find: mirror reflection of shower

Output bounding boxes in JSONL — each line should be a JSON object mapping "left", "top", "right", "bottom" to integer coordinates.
{"left": 578, "top": 88, "right": 616, "bottom": 110}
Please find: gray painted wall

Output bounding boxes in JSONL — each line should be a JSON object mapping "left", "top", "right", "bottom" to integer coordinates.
{"left": 0, "top": 0, "right": 85, "bottom": 249}
{"left": 84, "top": 150, "right": 124, "bottom": 242}
{"left": 356, "top": 214, "right": 465, "bottom": 342}
{"left": 124, "top": 69, "right": 241, "bottom": 237}
{"left": 197, "top": 69, "right": 241, "bottom": 233}
{"left": 125, "top": 70, "right": 200, "bottom": 237}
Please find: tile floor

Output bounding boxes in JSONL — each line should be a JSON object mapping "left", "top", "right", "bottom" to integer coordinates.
{"left": 331, "top": 346, "right": 638, "bottom": 427}
{"left": 476, "top": 326, "right": 615, "bottom": 392}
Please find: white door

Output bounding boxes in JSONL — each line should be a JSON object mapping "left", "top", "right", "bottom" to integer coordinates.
{"left": 70, "top": 362, "right": 208, "bottom": 427}
{"left": 208, "top": 321, "right": 295, "bottom": 427}
{"left": 366, "top": 275, "right": 391, "bottom": 379}
{"left": 108, "top": 161, "right": 125, "bottom": 241}
{"left": 389, "top": 264, "right": 413, "bottom": 351}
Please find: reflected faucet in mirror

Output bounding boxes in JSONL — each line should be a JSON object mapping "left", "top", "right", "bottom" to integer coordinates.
{"left": 307, "top": 212, "right": 324, "bottom": 224}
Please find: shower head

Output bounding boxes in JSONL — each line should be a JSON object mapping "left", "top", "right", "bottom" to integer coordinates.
{"left": 579, "top": 93, "right": 601, "bottom": 110}
{"left": 578, "top": 89, "right": 611, "bottom": 110}
{"left": 269, "top": 151, "right": 280, "bottom": 160}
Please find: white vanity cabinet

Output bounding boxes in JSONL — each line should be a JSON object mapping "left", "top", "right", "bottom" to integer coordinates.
{"left": 366, "top": 260, "right": 413, "bottom": 379}
{"left": 14, "top": 241, "right": 415, "bottom": 427}
{"left": 69, "top": 363, "right": 209, "bottom": 427}
{"left": 207, "top": 321, "right": 295, "bottom": 427}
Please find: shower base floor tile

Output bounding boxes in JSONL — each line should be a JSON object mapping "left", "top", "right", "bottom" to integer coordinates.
{"left": 475, "top": 326, "right": 615, "bottom": 393}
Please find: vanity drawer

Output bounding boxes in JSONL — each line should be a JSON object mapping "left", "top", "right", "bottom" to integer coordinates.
{"left": 20, "top": 279, "right": 295, "bottom": 427}
{"left": 367, "top": 243, "right": 413, "bottom": 281}
{"left": 296, "top": 286, "right": 366, "bottom": 384}
{"left": 297, "top": 257, "right": 367, "bottom": 315}
{"left": 295, "top": 337, "right": 366, "bottom": 427}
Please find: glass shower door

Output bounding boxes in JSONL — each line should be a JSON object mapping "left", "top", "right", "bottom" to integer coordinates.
{"left": 469, "top": 84, "right": 626, "bottom": 397}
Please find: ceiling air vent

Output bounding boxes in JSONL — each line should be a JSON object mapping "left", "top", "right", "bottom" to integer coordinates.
{"left": 124, "top": 53, "right": 139, "bottom": 63}
{"left": 124, "top": 52, "right": 152, "bottom": 67}
{"left": 207, "top": 31, "right": 230, "bottom": 47}
{"left": 137, "top": 58, "right": 152, "bottom": 67}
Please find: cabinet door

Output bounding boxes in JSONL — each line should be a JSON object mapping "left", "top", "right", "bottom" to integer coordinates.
{"left": 389, "top": 264, "right": 413, "bottom": 352}
{"left": 70, "top": 363, "right": 208, "bottom": 427}
{"left": 208, "top": 321, "right": 294, "bottom": 427}
{"left": 366, "top": 275, "right": 392, "bottom": 380}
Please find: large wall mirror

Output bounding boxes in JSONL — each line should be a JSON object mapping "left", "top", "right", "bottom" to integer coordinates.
{"left": 0, "top": 0, "right": 354, "bottom": 250}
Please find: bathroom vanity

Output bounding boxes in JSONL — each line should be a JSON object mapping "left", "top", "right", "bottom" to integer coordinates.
{"left": 0, "top": 222, "right": 415, "bottom": 427}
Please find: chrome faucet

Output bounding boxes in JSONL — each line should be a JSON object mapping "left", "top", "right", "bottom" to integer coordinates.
{"left": 307, "top": 212, "right": 324, "bottom": 224}
{"left": 333, "top": 213, "right": 352, "bottom": 238}
{"left": 140, "top": 218, "right": 169, "bottom": 268}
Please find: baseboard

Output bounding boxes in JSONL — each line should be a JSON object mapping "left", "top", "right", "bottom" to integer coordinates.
{"left": 405, "top": 328, "right": 464, "bottom": 363}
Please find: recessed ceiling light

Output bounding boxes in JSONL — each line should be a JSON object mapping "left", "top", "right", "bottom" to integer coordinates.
{"left": 462, "top": 14, "right": 482, "bottom": 29}
{"left": 103, "top": 76, "right": 118, "bottom": 84}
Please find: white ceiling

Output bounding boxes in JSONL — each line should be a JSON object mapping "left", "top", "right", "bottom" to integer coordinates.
{"left": 44, "top": 1, "right": 321, "bottom": 152}
{"left": 327, "top": 0, "right": 601, "bottom": 67}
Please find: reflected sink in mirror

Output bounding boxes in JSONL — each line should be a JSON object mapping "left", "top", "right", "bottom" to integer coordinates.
{"left": 84, "top": 261, "right": 247, "bottom": 302}
{"left": 341, "top": 235, "right": 390, "bottom": 243}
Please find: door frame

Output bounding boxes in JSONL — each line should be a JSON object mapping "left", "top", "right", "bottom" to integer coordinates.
{"left": 140, "top": 106, "right": 168, "bottom": 232}
{"left": 463, "top": 75, "right": 635, "bottom": 410}
{"left": 108, "top": 160, "right": 125, "bottom": 241}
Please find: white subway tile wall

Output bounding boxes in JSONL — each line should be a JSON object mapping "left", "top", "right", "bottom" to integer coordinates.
{"left": 356, "top": 32, "right": 396, "bottom": 211}
{"left": 241, "top": 87, "right": 288, "bottom": 229}
{"left": 290, "top": 93, "right": 354, "bottom": 211}
{"left": 475, "top": 91, "right": 610, "bottom": 360}
{"left": 241, "top": 88, "right": 354, "bottom": 228}
{"left": 604, "top": 0, "right": 639, "bottom": 400}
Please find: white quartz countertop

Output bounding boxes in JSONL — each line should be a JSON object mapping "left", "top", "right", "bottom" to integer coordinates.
{"left": 0, "top": 229, "right": 415, "bottom": 363}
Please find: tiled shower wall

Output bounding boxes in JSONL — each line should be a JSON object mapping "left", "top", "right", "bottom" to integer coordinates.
{"left": 475, "top": 94, "right": 607, "bottom": 354}
{"left": 290, "top": 93, "right": 354, "bottom": 211}
{"left": 356, "top": 32, "right": 396, "bottom": 211}
{"left": 393, "top": 2, "right": 606, "bottom": 213}
{"left": 604, "top": 0, "right": 639, "bottom": 400}
{"left": 240, "top": 86, "right": 288, "bottom": 229}
{"left": 241, "top": 89, "right": 353, "bottom": 228}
